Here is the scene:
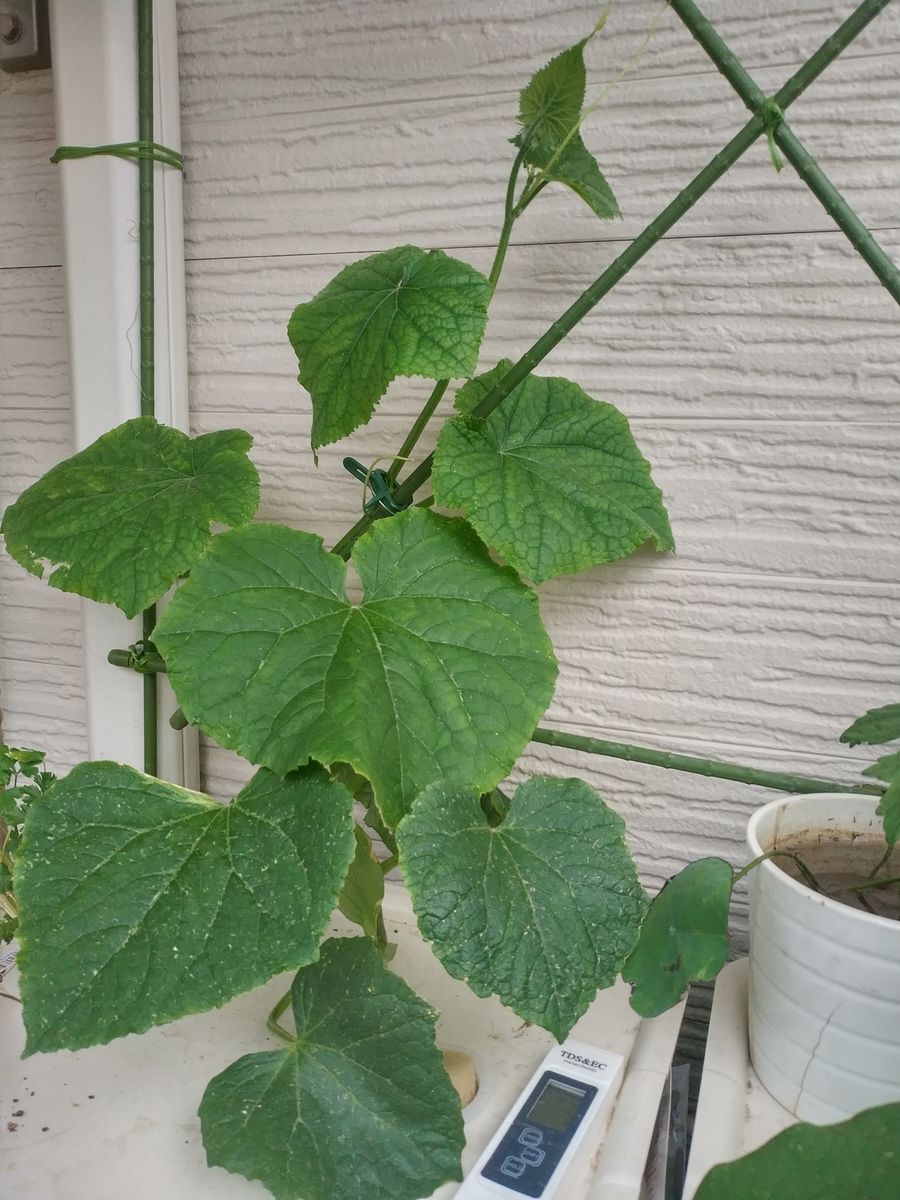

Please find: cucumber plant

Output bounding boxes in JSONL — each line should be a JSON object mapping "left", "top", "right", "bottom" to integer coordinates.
{"left": 0, "top": 21, "right": 755, "bottom": 1200}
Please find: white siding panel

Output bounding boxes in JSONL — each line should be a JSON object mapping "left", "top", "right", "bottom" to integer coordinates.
{"left": 0, "top": 69, "right": 61, "bottom": 269}
{"left": 176, "top": 0, "right": 900, "bottom": 121}
{"left": 0, "top": 267, "right": 87, "bottom": 767}
{"left": 181, "top": 53, "right": 900, "bottom": 259}
{"left": 185, "top": 231, "right": 900, "bottom": 431}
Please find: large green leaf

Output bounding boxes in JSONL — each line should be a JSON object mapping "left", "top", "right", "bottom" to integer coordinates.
{"left": 433, "top": 362, "right": 673, "bottom": 581}
{"left": 693, "top": 1101, "right": 900, "bottom": 1200}
{"left": 623, "top": 858, "right": 733, "bottom": 1018}
{"left": 15, "top": 762, "right": 354, "bottom": 1054}
{"left": 841, "top": 703, "right": 900, "bottom": 747}
{"left": 1, "top": 417, "right": 259, "bottom": 618}
{"left": 863, "top": 753, "right": 900, "bottom": 846}
{"left": 513, "top": 29, "right": 619, "bottom": 220}
{"left": 287, "top": 245, "right": 492, "bottom": 450}
{"left": 399, "top": 776, "right": 646, "bottom": 1040}
{"left": 199, "top": 937, "right": 465, "bottom": 1200}
{"left": 154, "top": 509, "right": 557, "bottom": 827}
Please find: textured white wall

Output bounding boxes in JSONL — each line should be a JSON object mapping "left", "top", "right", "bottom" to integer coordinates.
{"left": 0, "top": 61, "right": 86, "bottom": 774}
{"left": 1, "top": 2, "right": 899, "bottom": 914}
{"left": 176, "top": 0, "right": 900, "bottom": 903}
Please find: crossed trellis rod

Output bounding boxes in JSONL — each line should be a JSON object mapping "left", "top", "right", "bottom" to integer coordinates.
{"left": 119, "top": 0, "right": 899, "bottom": 795}
{"left": 370, "top": 0, "right": 900, "bottom": 528}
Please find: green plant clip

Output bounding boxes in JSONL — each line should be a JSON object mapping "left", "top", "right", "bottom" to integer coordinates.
{"left": 343, "top": 457, "right": 411, "bottom": 515}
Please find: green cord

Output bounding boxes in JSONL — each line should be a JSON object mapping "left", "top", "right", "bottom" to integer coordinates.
{"left": 51, "top": 141, "right": 184, "bottom": 171}
{"left": 759, "top": 97, "right": 785, "bottom": 172}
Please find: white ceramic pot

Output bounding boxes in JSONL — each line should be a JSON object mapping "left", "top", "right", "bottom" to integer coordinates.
{"left": 746, "top": 793, "right": 900, "bottom": 1123}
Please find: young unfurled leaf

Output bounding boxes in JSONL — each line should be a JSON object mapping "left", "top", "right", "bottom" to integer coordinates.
{"left": 693, "top": 1101, "right": 900, "bottom": 1200}
{"left": 517, "top": 39, "right": 588, "bottom": 148}
{"left": 862, "top": 753, "right": 900, "bottom": 846}
{"left": 15, "top": 762, "right": 355, "bottom": 1053}
{"left": 433, "top": 362, "right": 673, "bottom": 582}
{"left": 513, "top": 28, "right": 619, "bottom": 220}
{"left": 1, "top": 418, "right": 259, "bottom": 618}
{"left": 288, "top": 245, "right": 492, "bottom": 450}
{"left": 519, "top": 132, "right": 619, "bottom": 219}
{"left": 623, "top": 858, "right": 733, "bottom": 1018}
{"left": 840, "top": 703, "right": 900, "bottom": 747}
{"left": 338, "top": 826, "right": 386, "bottom": 942}
{"left": 199, "top": 938, "right": 465, "bottom": 1200}
{"left": 399, "top": 776, "right": 646, "bottom": 1040}
{"left": 154, "top": 509, "right": 557, "bottom": 828}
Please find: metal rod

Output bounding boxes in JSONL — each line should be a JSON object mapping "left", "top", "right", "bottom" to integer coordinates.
{"left": 671, "top": 0, "right": 900, "bottom": 304}
{"left": 530, "top": 726, "right": 883, "bottom": 796}
{"left": 331, "top": 0, "right": 891, "bottom": 553}
{"left": 138, "top": 0, "right": 157, "bottom": 776}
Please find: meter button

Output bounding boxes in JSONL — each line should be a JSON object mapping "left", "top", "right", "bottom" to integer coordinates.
{"left": 500, "top": 1156, "right": 526, "bottom": 1179}
{"left": 518, "top": 1127, "right": 543, "bottom": 1148}
{"left": 519, "top": 1146, "right": 545, "bottom": 1167}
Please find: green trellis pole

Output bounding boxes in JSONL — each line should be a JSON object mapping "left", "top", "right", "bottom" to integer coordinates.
{"left": 671, "top": 0, "right": 900, "bottom": 304}
{"left": 137, "top": 0, "right": 158, "bottom": 777}
{"left": 530, "top": 726, "right": 883, "bottom": 796}
{"left": 115, "top": 0, "right": 897, "bottom": 798}
{"left": 330, "top": 0, "right": 897, "bottom": 559}
{"left": 111, "top": 649, "right": 886, "bottom": 798}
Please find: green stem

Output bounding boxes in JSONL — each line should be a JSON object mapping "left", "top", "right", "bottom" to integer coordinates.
{"left": 138, "top": 0, "right": 158, "bottom": 777}
{"left": 866, "top": 842, "right": 895, "bottom": 882}
{"left": 385, "top": 379, "right": 450, "bottom": 480}
{"left": 851, "top": 873, "right": 900, "bottom": 894}
{"left": 344, "top": 0, "right": 890, "bottom": 527}
{"left": 530, "top": 725, "right": 884, "bottom": 797}
{"left": 733, "top": 849, "right": 823, "bottom": 892}
{"left": 380, "top": 854, "right": 399, "bottom": 875}
{"left": 489, "top": 141, "right": 530, "bottom": 288}
{"left": 382, "top": 142, "right": 529, "bottom": 485}
{"left": 266, "top": 991, "right": 295, "bottom": 1045}
{"left": 671, "top": 0, "right": 900, "bottom": 304}
{"left": 375, "top": 908, "right": 391, "bottom": 956}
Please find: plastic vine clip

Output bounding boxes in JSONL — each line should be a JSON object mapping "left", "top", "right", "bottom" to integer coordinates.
{"left": 343, "top": 457, "right": 411, "bottom": 516}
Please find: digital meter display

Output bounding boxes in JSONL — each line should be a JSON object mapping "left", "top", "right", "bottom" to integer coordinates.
{"left": 525, "top": 1079, "right": 585, "bottom": 1133}
{"left": 480, "top": 1070, "right": 598, "bottom": 1197}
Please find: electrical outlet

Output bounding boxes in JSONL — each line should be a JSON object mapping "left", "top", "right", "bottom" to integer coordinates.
{"left": 0, "top": 0, "right": 50, "bottom": 73}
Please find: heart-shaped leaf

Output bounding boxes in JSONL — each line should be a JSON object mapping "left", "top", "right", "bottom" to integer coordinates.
{"left": 694, "top": 1101, "right": 900, "bottom": 1200}
{"left": 288, "top": 245, "right": 492, "bottom": 450}
{"left": 623, "top": 858, "right": 733, "bottom": 1018}
{"left": 154, "top": 509, "right": 557, "bottom": 827}
{"left": 199, "top": 937, "right": 465, "bottom": 1200}
{"left": 1, "top": 417, "right": 259, "bottom": 618}
{"left": 399, "top": 776, "right": 646, "bottom": 1040}
{"left": 433, "top": 362, "right": 673, "bottom": 581}
{"left": 841, "top": 704, "right": 900, "bottom": 747}
{"left": 15, "top": 762, "right": 354, "bottom": 1053}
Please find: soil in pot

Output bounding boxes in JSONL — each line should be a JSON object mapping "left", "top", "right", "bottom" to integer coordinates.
{"left": 772, "top": 829, "right": 900, "bottom": 920}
